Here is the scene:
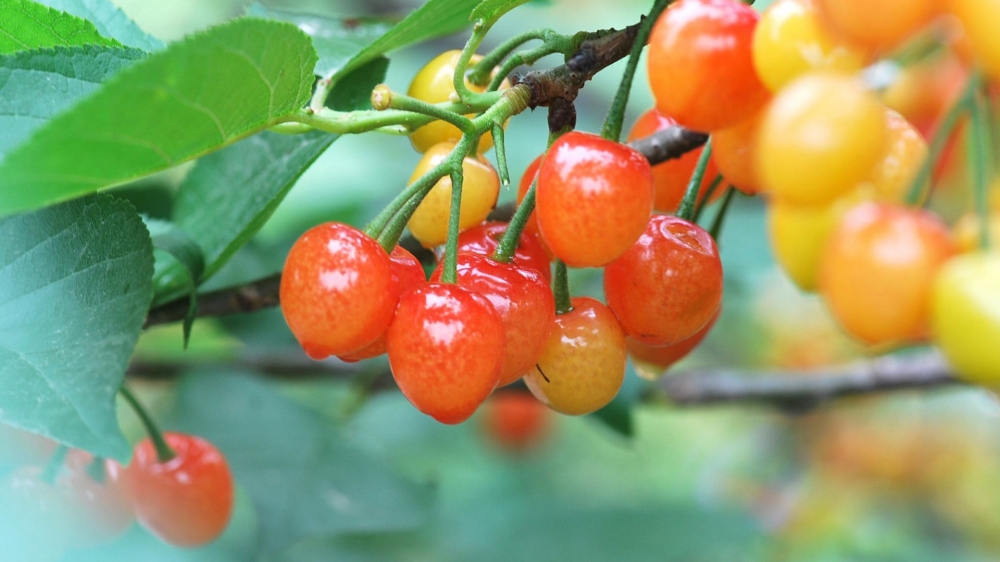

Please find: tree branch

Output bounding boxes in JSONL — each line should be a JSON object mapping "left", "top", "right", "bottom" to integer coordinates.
{"left": 144, "top": 274, "right": 281, "bottom": 328}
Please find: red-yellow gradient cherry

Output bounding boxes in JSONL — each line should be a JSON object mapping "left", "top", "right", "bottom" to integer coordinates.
{"left": 454, "top": 221, "right": 552, "bottom": 281}
{"left": 712, "top": 108, "right": 766, "bottom": 195}
{"left": 124, "top": 433, "right": 234, "bottom": 548}
{"left": 535, "top": 131, "right": 653, "bottom": 268}
{"left": 407, "top": 142, "right": 500, "bottom": 248}
{"left": 817, "top": 0, "right": 940, "bottom": 53}
{"left": 604, "top": 215, "right": 723, "bottom": 345}
{"left": 280, "top": 222, "right": 396, "bottom": 360}
{"left": 857, "top": 108, "right": 928, "bottom": 203}
{"left": 819, "top": 203, "right": 957, "bottom": 345}
{"left": 647, "top": 0, "right": 770, "bottom": 132}
{"left": 338, "top": 246, "right": 426, "bottom": 363}
{"left": 387, "top": 282, "right": 505, "bottom": 424}
{"left": 626, "top": 307, "right": 720, "bottom": 380}
{"left": 626, "top": 108, "right": 721, "bottom": 211}
{"left": 523, "top": 297, "right": 627, "bottom": 415}
{"left": 516, "top": 156, "right": 554, "bottom": 258}
{"left": 431, "top": 253, "right": 555, "bottom": 386}
{"left": 479, "top": 391, "right": 552, "bottom": 454}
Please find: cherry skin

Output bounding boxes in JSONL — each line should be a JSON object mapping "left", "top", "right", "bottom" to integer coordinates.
{"left": 124, "top": 432, "right": 234, "bottom": 548}
{"left": 626, "top": 108, "right": 721, "bottom": 212}
{"left": 387, "top": 282, "right": 505, "bottom": 424}
{"left": 647, "top": 0, "right": 769, "bottom": 132}
{"left": 454, "top": 221, "right": 552, "bottom": 281}
{"left": 60, "top": 450, "right": 134, "bottom": 548}
{"left": 856, "top": 108, "right": 928, "bottom": 203}
{"left": 819, "top": 203, "right": 957, "bottom": 346}
{"left": 523, "top": 297, "right": 627, "bottom": 416}
{"left": 431, "top": 253, "right": 555, "bottom": 386}
{"left": 535, "top": 131, "right": 654, "bottom": 268}
{"left": 817, "top": 0, "right": 939, "bottom": 53}
{"left": 479, "top": 391, "right": 552, "bottom": 454}
{"left": 407, "top": 141, "right": 500, "bottom": 248}
{"left": 516, "top": 156, "right": 554, "bottom": 258}
{"left": 712, "top": 109, "right": 766, "bottom": 195}
{"left": 338, "top": 246, "right": 426, "bottom": 363}
{"left": 604, "top": 215, "right": 723, "bottom": 346}
{"left": 627, "top": 307, "right": 720, "bottom": 380}
{"left": 280, "top": 222, "right": 396, "bottom": 359}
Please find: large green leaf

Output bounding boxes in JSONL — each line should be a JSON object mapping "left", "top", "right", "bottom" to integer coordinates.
{"left": 470, "top": 0, "right": 530, "bottom": 23}
{"left": 0, "top": 17, "right": 318, "bottom": 218}
{"left": 37, "top": 0, "right": 163, "bottom": 51}
{"left": 0, "top": 194, "right": 153, "bottom": 461}
{"left": 0, "top": 0, "right": 119, "bottom": 54}
{"left": 0, "top": 45, "right": 145, "bottom": 159}
{"left": 171, "top": 371, "right": 433, "bottom": 557}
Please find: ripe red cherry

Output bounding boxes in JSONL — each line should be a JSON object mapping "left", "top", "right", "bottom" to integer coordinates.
{"left": 647, "top": 0, "right": 769, "bottom": 132}
{"left": 480, "top": 391, "right": 552, "bottom": 454}
{"left": 535, "top": 131, "right": 654, "bottom": 268}
{"left": 516, "top": 156, "right": 554, "bottom": 258}
{"left": 123, "top": 433, "right": 234, "bottom": 547}
{"left": 280, "top": 222, "right": 396, "bottom": 359}
{"left": 338, "top": 246, "right": 426, "bottom": 362}
{"left": 454, "top": 221, "right": 552, "bottom": 281}
{"left": 626, "top": 108, "right": 721, "bottom": 212}
{"left": 627, "top": 308, "right": 720, "bottom": 379}
{"left": 431, "top": 253, "right": 555, "bottom": 386}
{"left": 387, "top": 282, "right": 505, "bottom": 424}
{"left": 604, "top": 215, "right": 723, "bottom": 345}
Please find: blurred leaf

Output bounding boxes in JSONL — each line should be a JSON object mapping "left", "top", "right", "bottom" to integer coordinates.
{"left": 0, "top": 0, "right": 119, "bottom": 54}
{"left": 0, "top": 194, "right": 153, "bottom": 461}
{"left": 470, "top": 0, "right": 529, "bottom": 23}
{"left": 36, "top": 0, "right": 163, "bottom": 51}
{"left": 170, "top": 371, "right": 434, "bottom": 557}
{"left": 0, "top": 45, "right": 145, "bottom": 159}
{"left": 0, "top": 18, "right": 318, "bottom": 217}
{"left": 589, "top": 366, "right": 646, "bottom": 437}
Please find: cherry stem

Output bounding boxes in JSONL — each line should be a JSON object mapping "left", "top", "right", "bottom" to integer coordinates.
{"left": 376, "top": 88, "right": 476, "bottom": 135}
{"left": 441, "top": 169, "right": 466, "bottom": 284}
{"left": 493, "top": 124, "right": 510, "bottom": 185}
{"left": 970, "top": 87, "right": 993, "bottom": 250}
{"left": 676, "top": 137, "right": 713, "bottom": 222}
{"left": 905, "top": 72, "right": 981, "bottom": 207}
{"left": 600, "top": 0, "right": 670, "bottom": 143}
{"left": 708, "top": 186, "right": 737, "bottom": 244}
{"left": 553, "top": 260, "right": 573, "bottom": 314}
{"left": 691, "top": 174, "right": 724, "bottom": 224}
{"left": 468, "top": 29, "right": 554, "bottom": 85}
{"left": 119, "top": 384, "right": 176, "bottom": 463}
{"left": 40, "top": 444, "right": 68, "bottom": 484}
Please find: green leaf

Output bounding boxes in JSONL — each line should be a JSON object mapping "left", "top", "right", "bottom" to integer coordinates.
{"left": 36, "top": 0, "right": 163, "bottom": 51}
{"left": 469, "top": 0, "right": 530, "bottom": 23}
{"left": 0, "top": 17, "right": 318, "bottom": 218}
{"left": 0, "top": 194, "right": 153, "bottom": 461}
{"left": 170, "top": 371, "right": 433, "bottom": 555}
{"left": 145, "top": 218, "right": 205, "bottom": 345}
{"left": 0, "top": 45, "right": 146, "bottom": 159}
{"left": 0, "top": 0, "right": 120, "bottom": 54}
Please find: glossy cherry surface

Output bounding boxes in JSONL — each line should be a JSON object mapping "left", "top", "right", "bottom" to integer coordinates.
{"left": 516, "top": 155, "right": 554, "bottom": 258}
{"left": 455, "top": 221, "right": 552, "bottom": 281}
{"left": 387, "top": 282, "right": 505, "bottom": 424}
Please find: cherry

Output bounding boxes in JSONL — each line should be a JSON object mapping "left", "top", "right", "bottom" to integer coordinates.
{"left": 479, "top": 391, "right": 552, "bottom": 454}
{"left": 857, "top": 108, "right": 928, "bottom": 203}
{"left": 516, "top": 155, "right": 554, "bottom": 258}
{"left": 712, "top": 109, "right": 766, "bottom": 195}
{"left": 816, "top": 0, "right": 939, "bottom": 53}
{"left": 626, "top": 307, "right": 720, "bottom": 379}
{"left": 338, "top": 245, "right": 426, "bottom": 363}
{"left": 647, "top": 0, "right": 769, "bottom": 132}
{"left": 454, "top": 221, "right": 552, "bottom": 281}
{"left": 604, "top": 215, "right": 723, "bottom": 346}
{"left": 280, "top": 222, "right": 396, "bottom": 359}
{"left": 626, "top": 108, "right": 721, "bottom": 212}
{"left": 931, "top": 252, "right": 1000, "bottom": 385}
{"left": 535, "top": 131, "right": 653, "bottom": 268}
{"left": 431, "top": 252, "right": 555, "bottom": 386}
{"left": 387, "top": 282, "right": 505, "bottom": 424}
{"left": 523, "top": 297, "right": 627, "bottom": 416}
{"left": 123, "top": 432, "right": 234, "bottom": 547}
{"left": 60, "top": 450, "right": 134, "bottom": 548}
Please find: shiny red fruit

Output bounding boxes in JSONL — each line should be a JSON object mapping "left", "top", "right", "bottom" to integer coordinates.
{"left": 627, "top": 308, "right": 720, "bottom": 378}
{"left": 536, "top": 131, "right": 654, "bottom": 268}
{"left": 604, "top": 215, "right": 723, "bottom": 345}
{"left": 516, "top": 156, "right": 554, "bottom": 258}
{"left": 124, "top": 433, "right": 234, "bottom": 548}
{"left": 432, "top": 253, "right": 555, "bottom": 386}
{"left": 280, "top": 222, "right": 396, "bottom": 359}
{"left": 454, "top": 221, "right": 552, "bottom": 281}
{"left": 387, "top": 282, "right": 505, "bottom": 424}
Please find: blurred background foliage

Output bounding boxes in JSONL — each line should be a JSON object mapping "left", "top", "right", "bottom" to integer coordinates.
{"left": 2, "top": 0, "right": 1000, "bottom": 560}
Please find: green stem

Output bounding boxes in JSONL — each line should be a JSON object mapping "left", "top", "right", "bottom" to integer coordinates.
{"left": 119, "top": 384, "right": 175, "bottom": 463}
{"left": 40, "top": 444, "right": 68, "bottom": 484}
{"left": 287, "top": 94, "right": 502, "bottom": 136}
{"left": 376, "top": 180, "right": 440, "bottom": 250}
{"left": 494, "top": 183, "right": 535, "bottom": 263}
{"left": 553, "top": 260, "right": 572, "bottom": 314}
{"left": 905, "top": 72, "right": 981, "bottom": 206}
{"left": 441, "top": 169, "right": 465, "bottom": 284}
{"left": 691, "top": 174, "right": 724, "bottom": 224}
{"left": 708, "top": 186, "right": 737, "bottom": 243}
{"left": 676, "top": 137, "right": 713, "bottom": 221}
{"left": 970, "top": 87, "right": 993, "bottom": 250}
{"left": 379, "top": 89, "right": 475, "bottom": 135}
{"left": 469, "top": 29, "right": 553, "bottom": 85}
{"left": 365, "top": 162, "right": 451, "bottom": 242}
{"left": 493, "top": 124, "right": 510, "bottom": 186}
{"left": 600, "top": 0, "right": 669, "bottom": 142}
{"left": 487, "top": 43, "right": 563, "bottom": 91}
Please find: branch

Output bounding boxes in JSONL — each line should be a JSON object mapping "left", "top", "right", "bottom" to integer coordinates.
{"left": 144, "top": 274, "right": 281, "bottom": 328}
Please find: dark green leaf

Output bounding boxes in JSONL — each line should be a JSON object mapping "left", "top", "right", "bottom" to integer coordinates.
{"left": 0, "top": 45, "right": 146, "bottom": 160}
{"left": 470, "top": 0, "right": 530, "bottom": 23}
{"left": 0, "top": 194, "right": 153, "bottom": 461}
{"left": 0, "top": 0, "right": 119, "bottom": 54}
{"left": 145, "top": 218, "right": 205, "bottom": 345}
{"left": 36, "top": 0, "right": 163, "bottom": 51}
{"left": 170, "top": 371, "right": 433, "bottom": 555}
{"left": 590, "top": 397, "right": 633, "bottom": 437}
{"left": 0, "top": 18, "right": 318, "bottom": 218}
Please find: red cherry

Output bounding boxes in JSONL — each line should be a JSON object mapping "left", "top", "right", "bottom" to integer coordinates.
{"left": 480, "top": 391, "right": 552, "bottom": 454}
{"left": 431, "top": 253, "right": 555, "bottom": 386}
{"left": 280, "top": 222, "right": 396, "bottom": 359}
{"left": 387, "top": 282, "right": 505, "bottom": 424}
{"left": 516, "top": 156, "right": 555, "bottom": 258}
{"left": 454, "top": 221, "right": 552, "bottom": 281}
{"left": 124, "top": 433, "right": 234, "bottom": 548}
{"left": 647, "top": 0, "right": 769, "bottom": 132}
{"left": 626, "top": 307, "right": 720, "bottom": 378}
{"left": 536, "top": 131, "right": 654, "bottom": 268}
{"left": 338, "top": 246, "right": 426, "bottom": 362}
{"left": 604, "top": 215, "right": 723, "bottom": 345}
